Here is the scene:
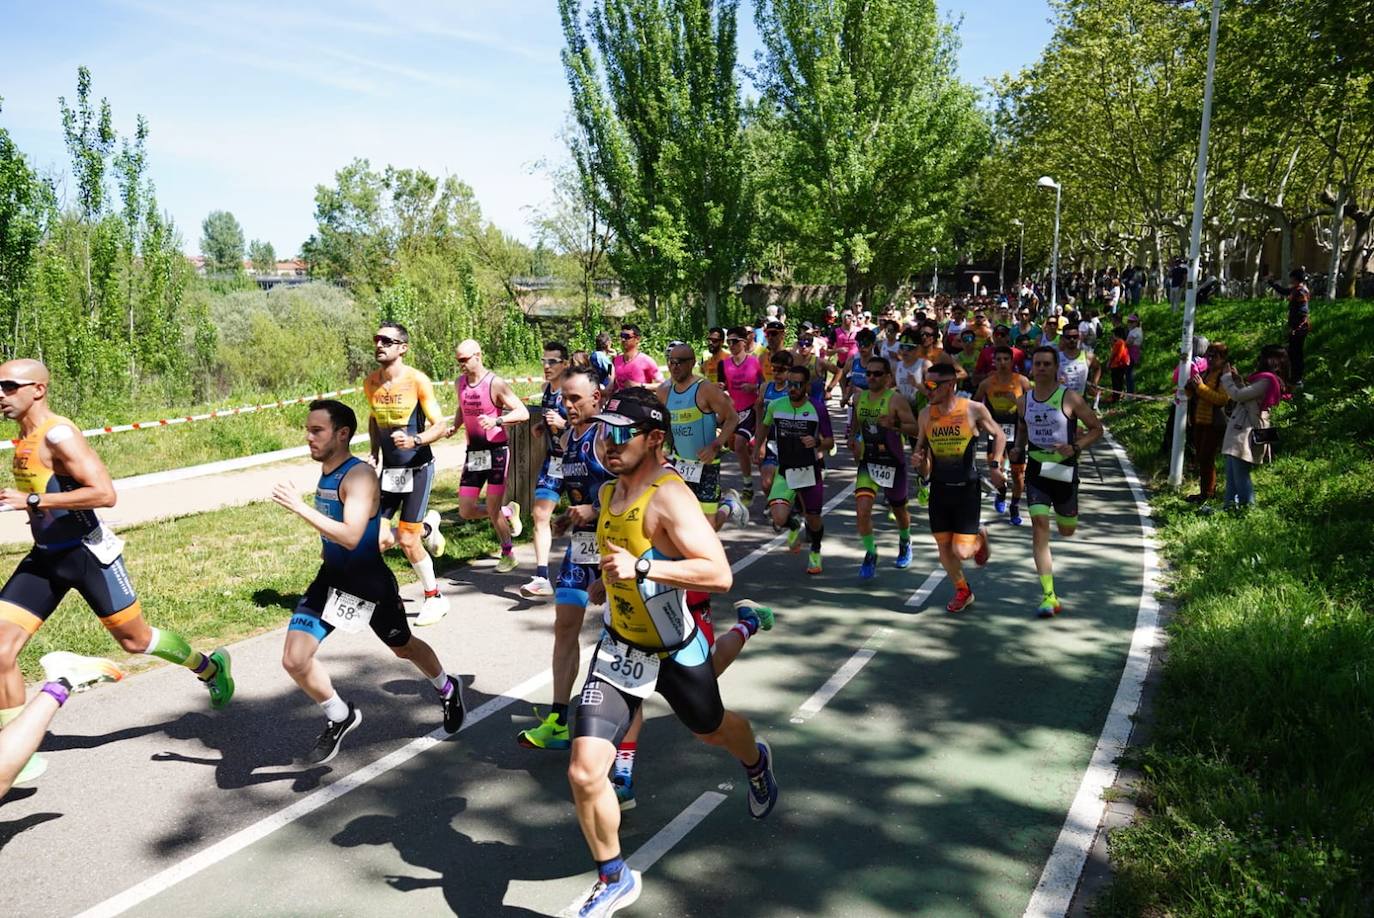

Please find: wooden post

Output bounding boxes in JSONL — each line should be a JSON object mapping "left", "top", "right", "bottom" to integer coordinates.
{"left": 506, "top": 415, "right": 535, "bottom": 523}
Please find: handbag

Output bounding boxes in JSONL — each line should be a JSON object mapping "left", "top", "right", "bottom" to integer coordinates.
{"left": 1249, "top": 427, "right": 1279, "bottom": 446}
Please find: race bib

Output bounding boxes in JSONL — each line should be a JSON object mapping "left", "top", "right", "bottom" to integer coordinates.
{"left": 1001, "top": 423, "right": 1017, "bottom": 444}
{"left": 866, "top": 462, "right": 898, "bottom": 489}
{"left": 571, "top": 531, "right": 599, "bottom": 565}
{"left": 676, "top": 459, "right": 704, "bottom": 483}
{"left": 467, "top": 449, "right": 492, "bottom": 471}
{"left": 1039, "top": 459, "right": 1075, "bottom": 483}
{"left": 380, "top": 467, "right": 414, "bottom": 493}
{"left": 321, "top": 588, "right": 376, "bottom": 634}
{"left": 83, "top": 524, "right": 125, "bottom": 566}
{"left": 592, "top": 632, "right": 661, "bottom": 698}
{"left": 784, "top": 465, "right": 817, "bottom": 489}
{"left": 546, "top": 457, "right": 564, "bottom": 480}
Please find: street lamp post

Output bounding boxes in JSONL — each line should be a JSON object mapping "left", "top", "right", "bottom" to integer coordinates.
{"left": 930, "top": 246, "right": 939, "bottom": 295}
{"left": 1168, "top": 0, "right": 1222, "bottom": 488}
{"left": 1037, "top": 177, "right": 1061, "bottom": 314}
{"left": 999, "top": 241, "right": 1006, "bottom": 294}
{"left": 1012, "top": 218, "right": 1024, "bottom": 297}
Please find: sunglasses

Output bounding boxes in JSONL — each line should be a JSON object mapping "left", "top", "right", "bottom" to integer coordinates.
{"left": 456, "top": 353, "right": 478, "bottom": 364}
{"left": 919, "top": 332, "right": 935, "bottom": 339}
{"left": 620, "top": 332, "right": 637, "bottom": 340}
{"left": 786, "top": 380, "right": 806, "bottom": 389}
{"left": 867, "top": 368, "right": 888, "bottom": 376}
{"left": 0, "top": 379, "right": 37, "bottom": 395}
{"left": 1063, "top": 335, "right": 1080, "bottom": 342}
{"left": 605, "top": 424, "right": 647, "bottom": 446}
{"left": 727, "top": 338, "right": 744, "bottom": 345}
{"left": 374, "top": 335, "right": 403, "bottom": 347}
{"left": 541, "top": 357, "right": 565, "bottom": 366}
{"left": 708, "top": 337, "right": 724, "bottom": 344}
{"left": 667, "top": 357, "right": 693, "bottom": 365}
{"left": 924, "top": 378, "right": 953, "bottom": 391}
{"left": 798, "top": 338, "right": 814, "bottom": 347}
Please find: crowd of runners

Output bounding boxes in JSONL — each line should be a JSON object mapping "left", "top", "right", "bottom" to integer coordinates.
{"left": 0, "top": 288, "right": 1116, "bottom": 917}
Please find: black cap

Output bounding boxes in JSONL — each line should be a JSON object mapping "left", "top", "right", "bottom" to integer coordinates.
{"left": 594, "top": 395, "right": 670, "bottom": 432}
{"left": 765, "top": 319, "right": 785, "bottom": 330}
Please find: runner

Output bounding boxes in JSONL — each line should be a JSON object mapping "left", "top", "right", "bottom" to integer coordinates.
{"left": 720, "top": 327, "right": 764, "bottom": 505}
{"left": 363, "top": 323, "right": 451, "bottom": 627}
{"left": 893, "top": 332, "right": 932, "bottom": 506}
{"left": 517, "top": 367, "right": 614, "bottom": 752}
{"left": 1057, "top": 325, "right": 1102, "bottom": 398}
{"left": 270, "top": 400, "right": 465, "bottom": 764}
{"left": 657, "top": 343, "right": 744, "bottom": 531}
{"left": 849, "top": 355, "right": 921, "bottom": 577}
{"left": 0, "top": 359, "right": 234, "bottom": 786}
{"left": 914, "top": 361, "right": 1007, "bottom": 612}
{"left": 792, "top": 332, "right": 841, "bottom": 409}
{"left": 756, "top": 364, "right": 833, "bottom": 574}
{"left": 699, "top": 327, "right": 726, "bottom": 383}
{"left": 755, "top": 351, "right": 795, "bottom": 504}
{"left": 521, "top": 342, "right": 571, "bottom": 600}
{"left": 568, "top": 387, "right": 778, "bottom": 917}
{"left": 840, "top": 329, "right": 876, "bottom": 409}
{"left": 974, "top": 346, "right": 1032, "bottom": 524}
{"left": 610, "top": 323, "right": 661, "bottom": 392}
{"left": 453, "top": 339, "right": 528, "bottom": 573}
{"left": 755, "top": 318, "right": 789, "bottom": 384}
{"left": 1019, "top": 346, "right": 1104, "bottom": 618}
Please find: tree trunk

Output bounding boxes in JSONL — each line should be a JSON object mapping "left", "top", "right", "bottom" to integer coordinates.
{"left": 1326, "top": 186, "right": 1347, "bottom": 301}
{"left": 1339, "top": 208, "right": 1371, "bottom": 299}
{"left": 703, "top": 286, "right": 718, "bottom": 328}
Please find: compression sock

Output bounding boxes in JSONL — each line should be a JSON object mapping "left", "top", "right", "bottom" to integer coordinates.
{"left": 614, "top": 741, "right": 636, "bottom": 777}
{"left": 551, "top": 702, "right": 569, "bottom": 726}
{"left": 320, "top": 694, "right": 350, "bottom": 722}
{"left": 731, "top": 621, "right": 756, "bottom": 642}
{"left": 429, "top": 670, "right": 450, "bottom": 691}
{"left": 536, "top": 564, "right": 550, "bottom": 580}
{"left": 861, "top": 533, "right": 877, "bottom": 554}
{"left": 145, "top": 627, "right": 215, "bottom": 680}
{"left": 898, "top": 527, "right": 911, "bottom": 543}
{"left": 413, "top": 555, "right": 437, "bottom": 593}
{"left": 597, "top": 855, "right": 626, "bottom": 884}
{"left": 810, "top": 524, "right": 824, "bottom": 553}
{"left": 501, "top": 542, "right": 513, "bottom": 556}
{"left": 1039, "top": 573, "right": 1056, "bottom": 599}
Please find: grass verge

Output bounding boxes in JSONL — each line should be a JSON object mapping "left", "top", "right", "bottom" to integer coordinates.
{"left": 8, "top": 468, "right": 520, "bottom": 682}
{"left": 1093, "top": 298, "right": 1374, "bottom": 915}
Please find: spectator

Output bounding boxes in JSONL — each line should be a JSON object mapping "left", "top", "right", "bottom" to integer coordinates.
{"left": 1107, "top": 326, "right": 1131, "bottom": 403}
{"left": 1168, "top": 257, "right": 1187, "bottom": 313}
{"left": 1267, "top": 267, "right": 1310, "bottom": 388}
{"left": 1184, "top": 342, "right": 1230, "bottom": 504}
{"left": 1125, "top": 314, "right": 1143, "bottom": 394}
{"left": 590, "top": 332, "right": 614, "bottom": 391}
{"left": 1217, "top": 345, "right": 1289, "bottom": 512}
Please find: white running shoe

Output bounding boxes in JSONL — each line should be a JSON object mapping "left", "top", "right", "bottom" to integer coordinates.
{"left": 519, "top": 576, "right": 554, "bottom": 600}
{"left": 720, "top": 489, "right": 748, "bottom": 528}
{"left": 422, "top": 510, "right": 445, "bottom": 556}
{"left": 416, "top": 592, "right": 450, "bottom": 627}
{"left": 504, "top": 502, "right": 523, "bottom": 539}
{"left": 39, "top": 651, "right": 123, "bottom": 692}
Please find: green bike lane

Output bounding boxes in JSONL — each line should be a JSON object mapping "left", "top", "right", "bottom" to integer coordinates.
{"left": 105, "top": 443, "right": 1146, "bottom": 917}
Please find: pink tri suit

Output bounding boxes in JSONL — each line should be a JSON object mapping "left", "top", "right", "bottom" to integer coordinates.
{"left": 611, "top": 352, "right": 662, "bottom": 392}
{"left": 721, "top": 353, "right": 764, "bottom": 439}
{"left": 457, "top": 371, "right": 509, "bottom": 499}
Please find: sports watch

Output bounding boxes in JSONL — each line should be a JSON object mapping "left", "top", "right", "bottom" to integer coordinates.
{"left": 634, "top": 556, "right": 652, "bottom": 583}
{"left": 26, "top": 492, "right": 41, "bottom": 511}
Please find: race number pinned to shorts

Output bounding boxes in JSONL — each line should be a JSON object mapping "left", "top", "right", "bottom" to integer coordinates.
{"left": 571, "top": 531, "right": 599, "bottom": 565}
{"left": 1039, "top": 459, "right": 1075, "bottom": 483}
{"left": 546, "top": 457, "right": 564, "bottom": 479}
{"left": 676, "top": 459, "right": 704, "bottom": 483}
{"left": 592, "top": 632, "right": 661, "bottom": 698}
{"left": 1001, "top": 423, "right": 1017, "bottom": 445}
{"left": 784, "top": 465, "right": 817, "bottom": 489}
{"left": 467, "top": 450, "right": 492, "bottom": 472}
{"left": 321, "top": 588, "right": 376, "bottom": 634}
{"left": 83, "top": 523, "right": 125, "bottom": 566}
{"left": 866, "top": 462, "right": 898, "bottom": 489}
{"left": 381, "top": 467, "right": 414, "bottom": 493}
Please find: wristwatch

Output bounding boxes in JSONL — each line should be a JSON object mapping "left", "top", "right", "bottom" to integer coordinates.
{"left": 634, "top": 557, "right": 652, "bottom": 583}
{"left": 26, "top": 492, "right": 41, "bottom": 511}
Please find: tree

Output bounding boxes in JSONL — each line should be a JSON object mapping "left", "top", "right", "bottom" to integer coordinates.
{"left": 201, "top": 210, "right": 245, "bottom": 274}
{"left": 0, "top": 97, "right": 55, "bottom": 358}
{"left": 248, "top": 239, "right": 277, "bottom": 275}
{"left": 535, "top": 153, "right": 614, "bottom": 329}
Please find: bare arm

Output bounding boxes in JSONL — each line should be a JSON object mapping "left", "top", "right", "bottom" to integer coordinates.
{"left": 272, "top": 463, "right": 376, "bottom": 550}
{"left": 701, "top": 381, "right": 739, "bottom": 452}
{"left": 968, "top": 400, "right": 1007, "bottom": 465}
{"left": 4, "top": 429, "right": 116, "bottom": 512}
{"left": 1064, "top": 391, "right": 1104, "bottom": 454}
{"left": 890, "top": 392, "right": 921, "bottom": 438}
{"left": 491, "top": 379, "right": 531, "bottom": 426}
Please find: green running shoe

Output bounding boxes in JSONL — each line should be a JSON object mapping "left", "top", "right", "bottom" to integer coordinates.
{"left": 786, "top": 525, "right": 803, "bottom": 553}
{"left": 495, "top": 553, "right": 519, "bottom": 573}
{"left": 733, "top": 598, "right": 774, "bottom": 632}
{"left": 206, "top": 648, "right": 235, "bottom": 710}
{"left": 517, "top": 710, "right": 571, "bottom": 750}
{"left": 806, "top": 551, "right": 823, "bottom": 575}
{"left": 13, "top": 753, "right": 47, "bottom": 786}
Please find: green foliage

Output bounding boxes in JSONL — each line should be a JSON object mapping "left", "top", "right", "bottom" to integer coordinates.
{"left": 247, "top": 239, "right": 276, "bottom": 274}
{"left": 200, "top": 210, "right": 245, "bottom": 274}
{"left": 1095, "top": 297, "right": 1374, "bottom": 915}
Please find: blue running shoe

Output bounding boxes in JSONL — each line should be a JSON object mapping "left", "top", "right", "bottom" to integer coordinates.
{"left": 612, "top": 772, "right": 637, "bottom": 811}
{"left": 579, "top": 867, "right": 642, "bottom": 917}
{"left": 994, "top": 495, "right": 1007, "bottom": 514}
{"left": 745, "top": 740, "right": 779, "bottom": 819}
{"left": 1010, "top": 504, "right": 1024, "bottom": 526}
{"left": 859, "top": 551, "right": 877, "bottom": 579}
{"left": 894, "top": 540, "right": 912, "bottom": 569}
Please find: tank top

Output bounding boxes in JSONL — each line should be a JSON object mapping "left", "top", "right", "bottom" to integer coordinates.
{"left": 984, "top": 374, "right": 1029, "bottom": 423}
{"left": 923, "top": 397, "right": 979, "bottom": 484}
{"left": 539, "top": 383, "right": 567, "bottom": 455}
{"left": 764, "top": 397, "right": 823, "bottom": 472}
{"left": 1060, "top": 350, "right": 1090, "bottom": 394}
{"left": 721, "top": 354, "right": 762, "bottom": 412}
{"left": 11, "top": 415, "right": 100, "bottom": 548}
{"left": 665, "top": 380, "right": 717, "bottom": 464}
{"left": 855, "top": 389, "right": 904, "bottom": 465}
{"left": 458, "top": 372, "right": 507, "bottom": 446}
{"left": 315, "top": 457, "right": 383, "bottom": 570}
{"left": 596, "top": 472, "right": 694, "bottom": 650}
{"left": 847, "top": 354, "right": 869, "bottom": 392}
{"left": 760, "top": 380, "right": 789, "bottom": 450}
{"left": 364, "top": 365, "right": 441, "bottom": 468}
{"left": 560, "top": 423, "right": 614, "bottom": 522}
{"left": 1024, "top": 385, "right": 1077, "bottom": 465}
{"left": 894, "top": 357, "right": 926, "bottom": 405}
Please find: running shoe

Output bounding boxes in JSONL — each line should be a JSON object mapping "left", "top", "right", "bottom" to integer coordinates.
{"left": 504, "top": 501, "right": 523, "bottom": 538}
{"left": 517, "top": 710, "right": 571, "bottom": 750}
{"left": 438, "top": 676, "right": 465, "bottom": 734}
{"left": 304, "top": 703, "right": 361, "bottom": 765}
{"left": 916, "top": 484, "right": 930, "bottom": 506}
{"left": 519, "top": 576, "right": 554, "bottom": 600}
{"left": 13, "top": 754, "right": 47, "bottom": 786}
{"left": 994, "top": 495, "right": 1007, "bottom": 514}
{"left": 973, "top": 526, "right": 990, "bottom": 567}
{"left": 416, "top": 592, "right": 450, "bottom": 626}
{"left": 578, "top": 868, "right": 642, "bottom": 918}
{"left": 806, "top": 551, "right": 823, "bottom": 575}
{"left": 612, "top": 772, "right": 637, "bottom": 811}
{"left": 859, "top": 551, "right": 877, "bottom": 579}
{"left": 422, "top": 510, "right": 446, "bottom": 556}
{"left": 720, "top": 489, "right": 748, "bottom": 528}
{"left": 733, "top": 598, "right": 774, "bottom": 632}
{"left": 1036, "top": 596, "right": 1063, "bottom": 619}
{"left": 894, "top": 540, "right": 912, "bottom": 569}
{"left": 1009, "top": 504, "right": 1023, "bottom": 526}
{"left": 495, "top": 553, "right": 519, "bottom": 573}
{"left": 39, "top": 651, "right": 122, "bottom": 692}
{"left": 786, "top": 524, "right": 803, "bottom": 553}
{"left": 946, "top": 584, "right": 975, "bottom": 613}
{"left": 740, "top": 485, "right": 753, "bottom": 505}
{"left": 745, "top": 739, "right": 779, "bottom": 819}
{"left": 206, "top": 648, "right": 234, "bottom": 710}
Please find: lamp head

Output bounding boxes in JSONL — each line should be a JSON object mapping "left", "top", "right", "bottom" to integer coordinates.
{"left": 1036, "top": 176, "right": 1059, "bottom": 190}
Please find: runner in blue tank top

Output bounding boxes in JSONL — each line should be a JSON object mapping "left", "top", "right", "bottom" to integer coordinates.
{"left": 657, "top": 343, "right": 742, "bottom": 531}
{"left": 271, "top": 400, "right": 466, "bottom": 765}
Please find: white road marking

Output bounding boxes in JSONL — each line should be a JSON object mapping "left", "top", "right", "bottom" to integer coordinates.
{"left": 789, "top": 627, "right": 893, "bottom": 724}
{"left": 903, "top": 569, "right": 946, "bottom": 607}
{"left": 1024, "top": 434, "right": 1163, "bottom": 918}
{"left": 729, "top": 481, "right": 856, "bottom": 573}
{"left": 557, "top": 792, "right": 729, "bottom": 917}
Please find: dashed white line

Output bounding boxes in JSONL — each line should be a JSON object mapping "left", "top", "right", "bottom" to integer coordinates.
{"left": 903, "top": 569, "right": 946, "bottom": 608}
{"left": 789, "top": 627, "right": 894, "bottom": 724}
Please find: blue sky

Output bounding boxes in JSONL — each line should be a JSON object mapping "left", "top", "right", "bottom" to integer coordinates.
{"left": 0, "top": 0, "right": 1053, "bottom": 257}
